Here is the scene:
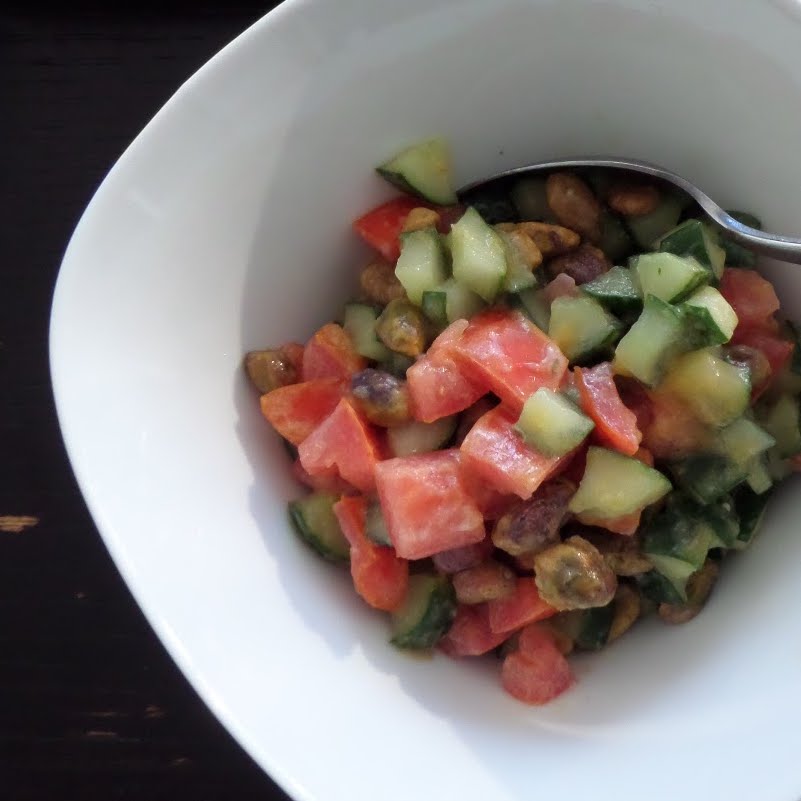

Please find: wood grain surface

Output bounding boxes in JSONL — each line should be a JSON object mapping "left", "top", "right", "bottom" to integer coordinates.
{"left": 2, "top": 6, "right": 292, "bottom": 799}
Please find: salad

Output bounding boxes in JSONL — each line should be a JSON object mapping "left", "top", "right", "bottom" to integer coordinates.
{"left": 245, "top": 139, "right": 801, "bottom": 705}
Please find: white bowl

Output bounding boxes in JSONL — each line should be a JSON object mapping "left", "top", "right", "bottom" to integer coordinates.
{"left": 50, "top": 1, "right": 801, "bottom": 799}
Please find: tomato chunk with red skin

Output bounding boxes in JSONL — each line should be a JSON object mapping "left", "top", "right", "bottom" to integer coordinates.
{"left": 291, "top": 459, "right": 354, "bottom": 494}
{"left": 448, "top": 309, "right": 568, "bottom": 413}
{"left": 298, "top": 398, "right": 382, "bottom": 493}
{"left": 260, "top": 378, "right": 343, "bottom": 446}
{"left": 487, "top": 577, "right": 557, "bottom": 634}
{"left": 407, "top": 320, "right": 487, "bottom": 422}
{"left": 575, "top": 362, "right": 642, "bottom": 456}
{"left": 374, "top": 449, "right": 485, "bottom": 560}
{"left": 352, "top": 197, "right": 422, "bottom": 262}
{"left": 302, "top": 323, "right": 366, "bottom": 382}
{"left": 460, "top": 405, "right": 567, "bottom": 499}
{"left": 731, "top": 326, "right": 794, "bottom": 396}
{"left": 502, "top": 624, "right": 575, "bottom": 705}
{"left": 439, "top": 605, "right": 509, "bottom": 657}
{"left": 333, "top": 496, "right": 408, "bottom": 612}
{"left": 720, "top": 268, "right": 780, "bottom": 329}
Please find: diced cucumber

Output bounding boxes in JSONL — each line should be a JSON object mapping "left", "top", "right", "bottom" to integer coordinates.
{"left": 613, "top": 295, "right": 685, "bottom": 387}
{"left": 719, "top": 210, "right": 762, "bottom": 269}
{"left": 391, "top": 574, "right": 457, "bottom": 650}
{"left": 394, "top": 227, "right": 448, "bottom": 306}
{"left": 421, "top": 290, "right": 448, "bottom": 330}
{"left": 387, "top": 416, "right": 456, "bottom": 457}
{"left": 680, "top": 286, "right": 738, "bottom": 346}
{"left": 365, "top": 500, "right": 391, "bottom": 546}
{"left": 343, "top": 303, "right": 391, "bottom": 362}
{"left": 713, "top": 417, "right": 775, "bottom": 467}
{"left": 450, "top": 207, "right": 508, "bottom": 302}
{"left": 548, "top": 295, "right": 623, "bottom": 363}
{"left": 667, "top": 493, "right": 740, "bottom": 549}
{"left": 745, "top": 458, "right": 773, "bottom": 495}
{"left": 515, "top": 388, "right": 594, "bottom": 457}
{"left": 288, "top": 493, "right": 350, "bottom": 563}
{"left": 599, "top": 209, "right": 635, "bottom": 262}
{"left": 568, "top": 446, "right": 672, "bottom": 519}
{"left": 637, "top": 569, "right": 685, "bottom": 606}
{"left": 631, "top": 252, "right": 709, "bottom": 303}
{"left": 570, "top": 605, "right": 615, "bottom": 651}
{"left": 656, "top": 219, "right": 726, "bottom": 279}
{"left": 514, "top": 286, "right": 551, "bottom": 331}
{"left": 376, "top": 138, "right": 457, "bottom": 205}
{"left": 758, "top": 394, "right": 801, "bottom": 458}
{"left": 625, "top": 193, "right": 683, "bottom": 249}
{"left": 581, "top": 266, "right": 642, "bottom": 317}
{"left": 766, "top": 448, "right": 793, "bottom": 482}
{"left": 378, "top": 351, "right": 415, "bottom": 379}
{"left": 424, "top": 277, "right": 486, "bottom": 326}
{"left": 732, "top": 484, "right": 773, "bottom": 550}
{"left": 660, "top": 348, "right": 751, "bottom": 428}
{"left": 669, "top": 454, "right": 746, "bottom": 504}
{"left": 497, "top": 229, "right": 539, "bottom": 293}
{"left": 510, "top": 177, "right": 556, "bottom": 222}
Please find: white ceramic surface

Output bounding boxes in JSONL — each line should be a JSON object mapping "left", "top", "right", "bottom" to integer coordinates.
{"left": 50, "top": 1, "right": 801, "bottom": 799}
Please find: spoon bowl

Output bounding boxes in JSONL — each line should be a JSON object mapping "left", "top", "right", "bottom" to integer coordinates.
{"left": 460, "top": 157, "right": 801, "bottom": 265}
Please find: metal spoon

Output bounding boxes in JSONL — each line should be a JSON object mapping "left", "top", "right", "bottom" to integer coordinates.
{"left": 459, "top": 157, "right": 801, "bottom": 265}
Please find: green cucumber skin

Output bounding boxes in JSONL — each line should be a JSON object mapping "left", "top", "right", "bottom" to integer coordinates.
{"left": 669, "top": 455, "right": 746, "bottom": 504}
{"left": 573, "top": 605, "right": 614, "bottom": 651}
{"left": 391, "top": 577, "right": 457, "bottom": 650}
{"left": 288, "top": 495, "right": 350, "bottom": 563}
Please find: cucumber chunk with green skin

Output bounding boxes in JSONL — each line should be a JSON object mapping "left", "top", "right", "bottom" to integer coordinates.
{"left": 637, "top": 569, "right": 685, "bottom": 606}
{"left": 613, "top": 295, "right": 685, "bottom": 387}
{"left": 391, "top": 574, "right": 457, "bottom": 650}
{"left": 582, "top": 266, "right": 642, "bottom": 317}
{"left": 424, "top": 278, "right": 486, "bottom": 326}
{"left": 670, "top": 454, "right": 747, "bottom": 504}
{"left": 599, "top": 209, "right": 635, "bottom": 262}
{"left": 343, "top": 303, "right": 391, "bottom": 362}
{"left": 421, "top": 290, "right": 448, "bottom": 330}
{"left": 745, "top": 457, "right": 773, "bottom": 495}
{"left": 713, "top": 417, "right": 775, "bottom": 467}
{"left": 568, "top": 446, "right": 672, "bottom": 519}
{"left": 365, "top": 500, "right": 391, "bottom": 546}
{"left": 497, "top": 229, "right": 539, "bottom": 293}
{"left": 510, "top": 177, "right": 556, "bottom": 222}
{"left": 387, "top": 416, "right": 457, "bottom": 457}
{"left": 625, "top": 193, "right": 683, "bottom": 249}
{"left": 515, "top": 388, "right": 594, "bottom": 457}
{"left": 570, "top": 605, "right": 615, "bottom": 651}
{"left": 732, "top": 484, "right": 773, "bottom": 549}
{"left": 719, "top": 211, "right": 762, "bottom": 269}
{"left": 288, "top": 493, "right": 350, "bottom": 563}
{"left": 548, "top": 295, "right": 623, "bottom": 363}
{"left": 666, "top": 493, "right": 740, "bottom": 550}
{"left": 631, "top": 252, "right": 709, "bottom": 303}
{"left": 680, "top": 286, "right": 738, "bottom": 346}
{"left": 513, "top": 286, "right": 551, "bottom": 331}
{"left": 395, "top": 227, "right": 448, "bottom": 306}
{"left": 660, "top": 348, "right": 751, "bottom": 428}
{"left": 656, "top": 219, "right": 726, "bottom": 279}
{"left": 378, "top": 351, "right": 415, "bottom": 379}
{"left": 450, "top": 207, "right": 508, "bottom": 302}
{"left": 376, "top": 138, "right": 457, "bottom": 205}
{"left": 758, "top": 393, "right": 801, "bottom": 458}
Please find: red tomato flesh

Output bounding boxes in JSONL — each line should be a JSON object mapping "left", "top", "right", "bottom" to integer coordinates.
{"left": 460, "top": 405, "right": 567, "bottom": 499}
{"left": 502, "top": 624, "right": 574, "bottom": 705}
{"left": 575, "top": 362, "right": 642, "bottom": 456}
{"left": 352, "top": 197, "right": 423, "bottom": 262}
{"left": 374, "top": 449, "right": 486, "bottom": 560}
{"left": 407, "top": 320, "right": 487, "bottom": 422}
{"left": 449, "top": 309, "right": 568, "bottom": 413}
{"left": 439, "top": 604, "right": 509, "bottom": 657}
{"left": 298, "top": 398, "right": 382, "bottom": 493}
{"left": 719, "top": 268, "right": 780, "bottom": 329}
{"left": 333, "top": 496, "right": 408, "bottom": 612}
{"left": 302, "top": 322, "right": 366, "bottom": 382}
{"left": 486, "top": 577, "right": 557, "bottom": 634}
{"left": 260, "top": 378, "right": 343, "bottom": 446}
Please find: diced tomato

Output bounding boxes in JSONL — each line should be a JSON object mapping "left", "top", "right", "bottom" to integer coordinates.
{"left": 486, "top": 577, "right": 557, "bottom": 634}
{"left": 731, "top": 326, "right": 794, "bottom": 396}
{"left": 374, "top": 449, "right": 486, "bottom": 560}
{"left": 615, "top": 375, "right": 654, "bottom": 435}
{"left": 407, "top": 320, "right": 488, "bottom": 422}
{"left": 333, "top": 496, "right": 408, "bottom": 612}
{"left": 542, "top": 273, "right": 579, "bottom": 305}
{"left": 291, "top": 459, "right": 354, "bottom": 494}
{"left": 641, "top": 389, "right": 714, "bottom": 460}
{"left": 260, "top": 378, "right": 344, "bottom": 446}
{"left": 439, "top": 605, "right": 509, "bottom": 657}
{"left": 298, "top": 398, "right": 382, "bottom": 493}
{"left": 575, "top": 362, "right": 642, "bottom": 456}
{"left": 502, "top": 624, "right": 574, "bottom": 705}
{"left": 302, "top": 323, "right": 366, "bottom": 382}
{"left": 449, "top": 309, "right": 568, "bottom": 412}
{"left": 460, "top": 405, "right": 567, "bottom": 499}
{"left": 352, "top": 197, "right": 423, "bottom": 262}
{"left": 458, "top": 461, "right": 518, "bottom": 520}
{"left": 720, "top": 268, "right": 780, "bottom": 329}
{"left": 432, "top": 536, "right": 494, "bottom": 574}
{"left": 453, "top": 396, "right": 498, "bottom": 446}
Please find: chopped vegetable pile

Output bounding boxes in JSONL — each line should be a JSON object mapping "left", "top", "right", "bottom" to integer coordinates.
{"left": 246, "top": 139, "right": 801, "bottom": 705}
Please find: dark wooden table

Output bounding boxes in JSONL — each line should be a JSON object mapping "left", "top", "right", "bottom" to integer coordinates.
{"left": 2, "top": 6, "right": 291, "bottom": 799}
